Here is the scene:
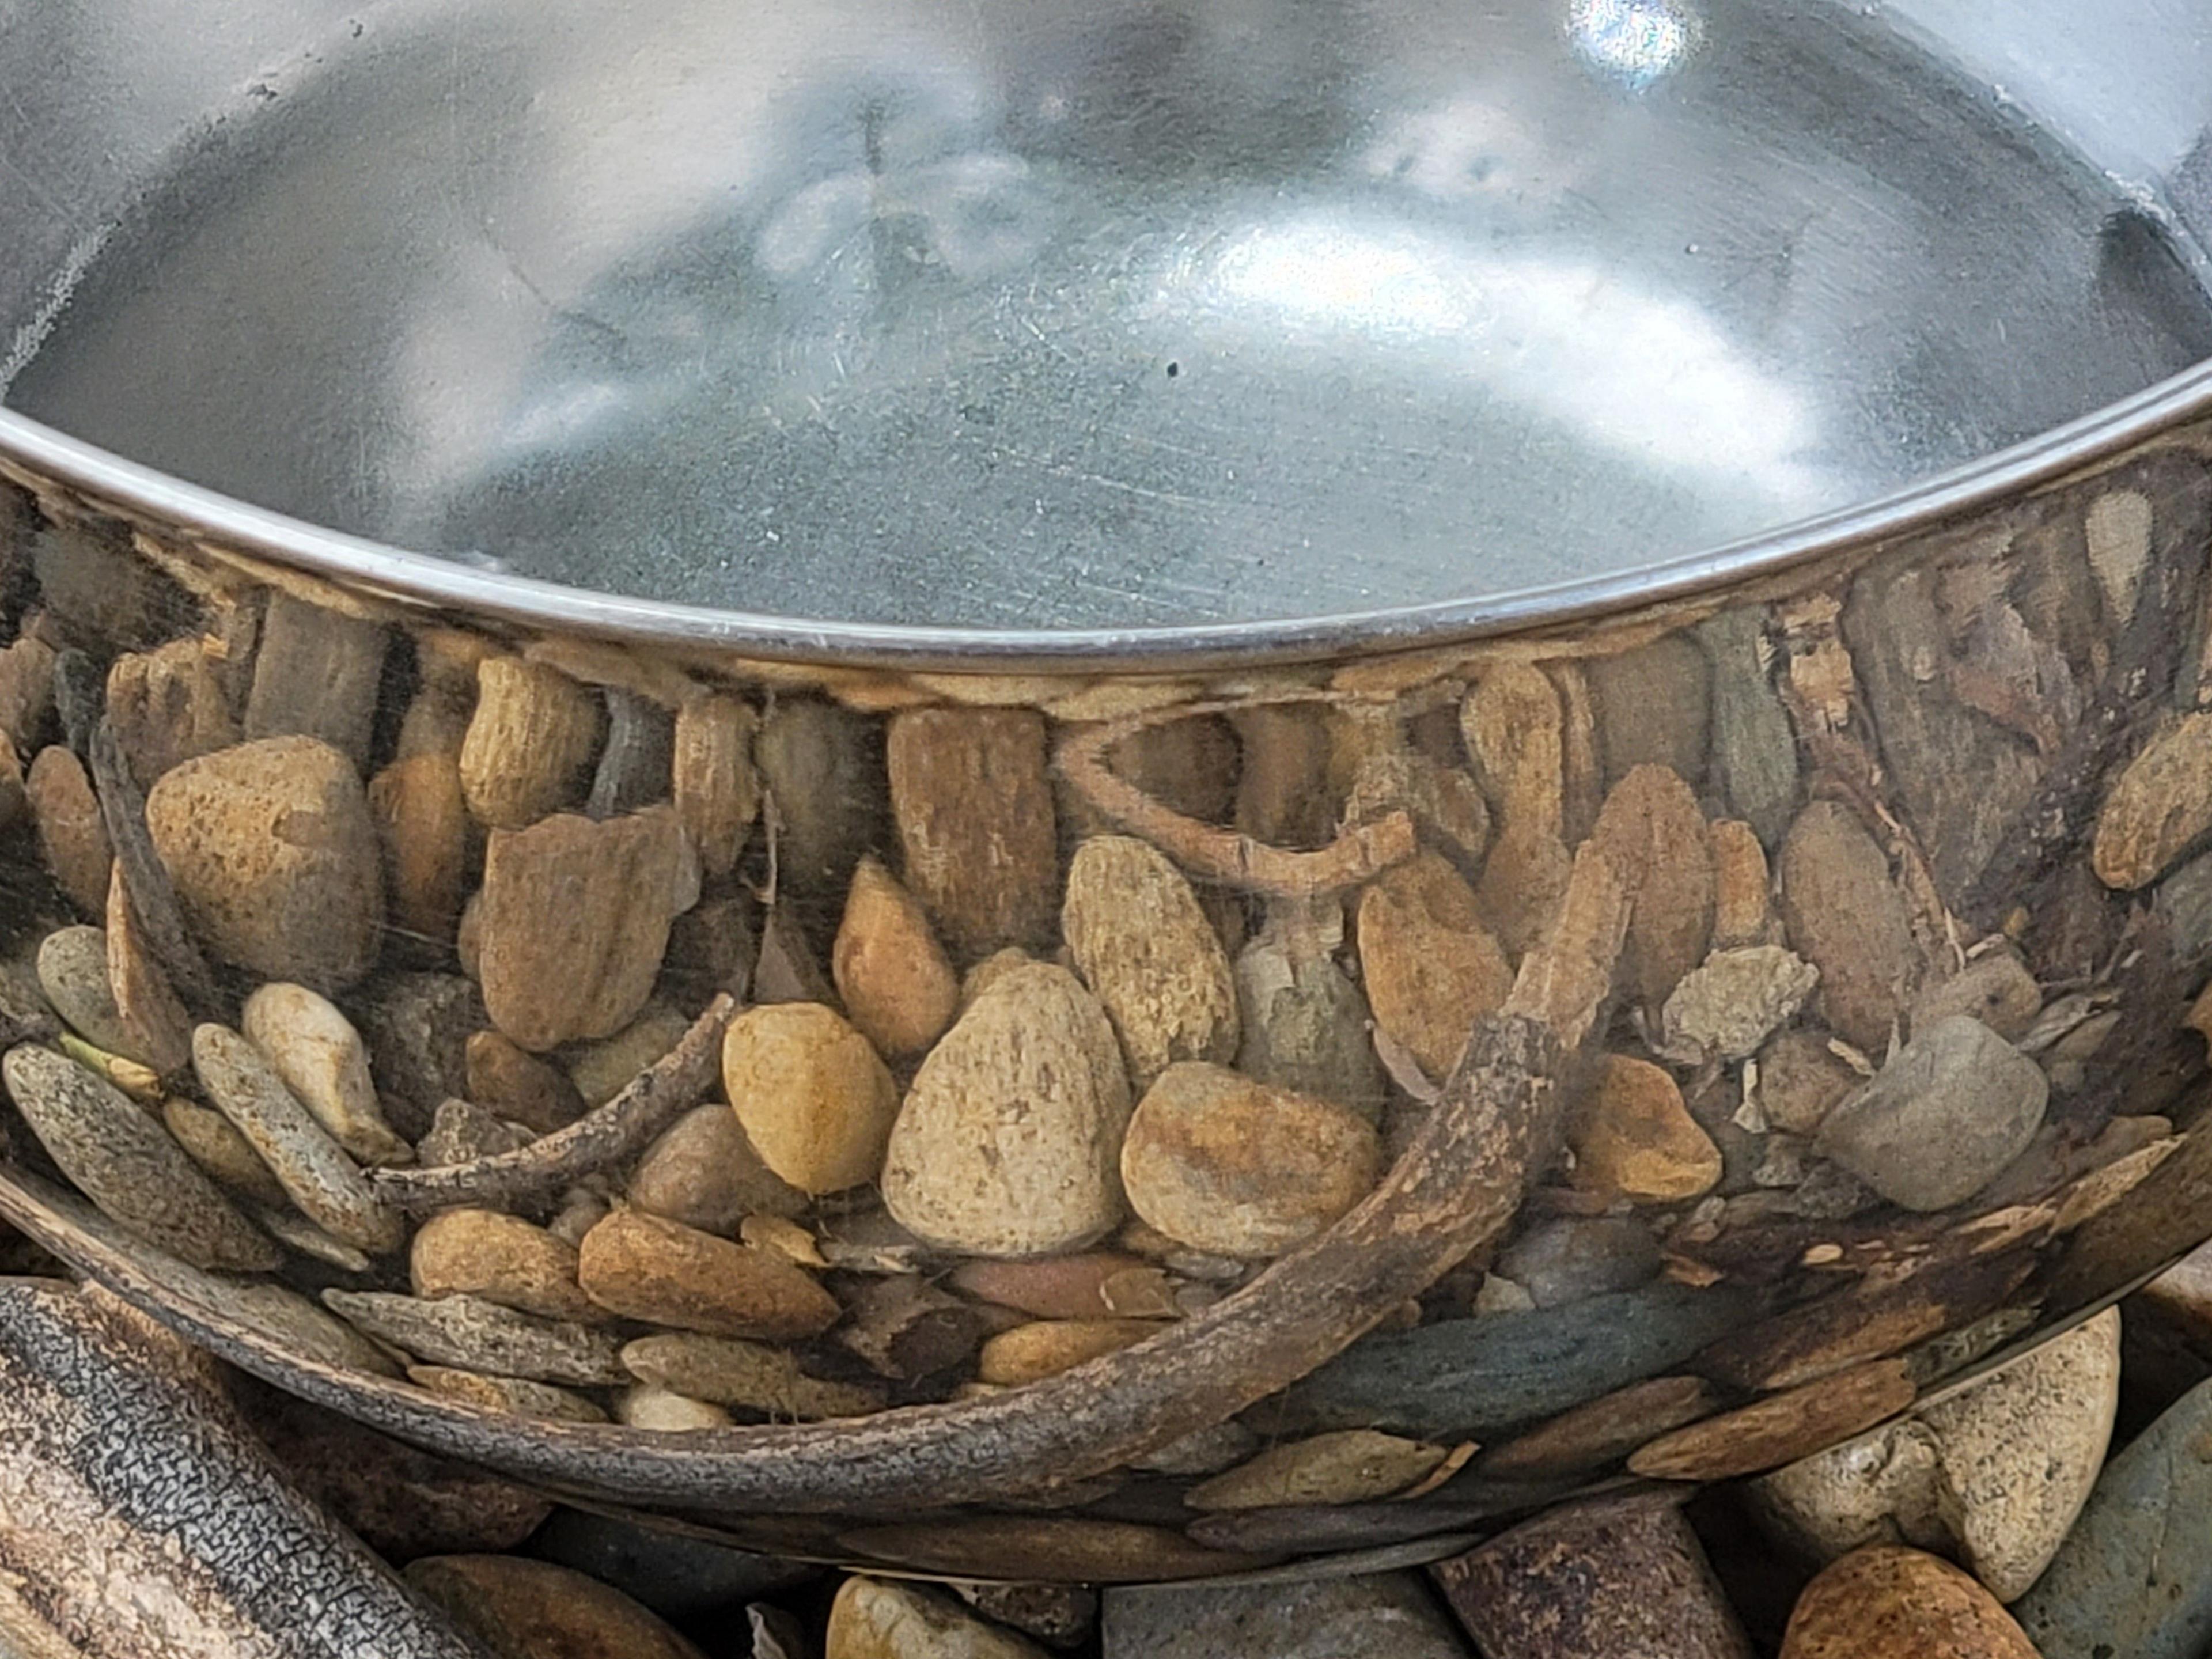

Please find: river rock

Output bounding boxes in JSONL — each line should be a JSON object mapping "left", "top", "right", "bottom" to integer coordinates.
{"left": 475, "top": 805, "right": 690, "bottom": 1051}
{"left": 1660, "top": 946, "right": 1819, "bottom": 1063}
{"left": 1630, "top": 1359, "right": 1917, "bottom": 1482}
{"left": 670, "top": 691, "right": 759, "bottom": 876}
{"left": 1463, "top": 662, "right": 1566, "bottom": 839}
{"left": 1063, "top": 835, "right": 1238, "bottom": 1088}
{"left": 627, "top": 1101, "right": 807, "bottom": 1233}
{"left": 416, "top": 1097, "right": 533, "bottom": 1170}
{"left": 323, "top": 1290, "right": 626, "bottom": 1385}
{"left": 1573, "top": 1055, "right": 1722, "bottom": 1205}
{"left": 1909, "top": 951, "right": 2041, "bottom": 1043}
{"left": 1233, "top": 912, "right": 1387, "bottom": 1119}
{"left": 1357, "top": 851, "right": 1512, "bottom": 1081}
{"left": 105, "top": 637, "right": 240, "bottom": 789}
{"left": 755, "top": 697, "right": 885, "bottom": 897}
{"left": 883, "top": 961, "right": 1134, "bottom": 1257}
{"left": 1815, "top": 1016, "right": 2047, "bottom": 1212}
{"left": 368, "top": 751, "right": 471, "bottom": 950}
{"left": 1257, "top": 1283, "right": 1750, "bottom": 1439}
{"left": 353, "top": 972, "right": 481, "bottom": 1138}
{"left": 27, "top": 744, "right": 111, "bottom": 916}
{"left": 1104, "top": 1571, "right": 1471, "bottom": 1659}
{"left": 1, "top": 1043, "right": 278, "bottom": 1271}
{"left": 464, "top": 1029, "right": 585, "bottom": 1135}
{"left": 410, "top": 1209, "right": 601, "bottom": 1324}
{"left": 887, "top": 707, "right": 1057, "bottom": 956}
{"left": 1757, "top": 1029, "right": 1865, "bottom": 1135}
{"left": 162, "top": 1096, "right": 289, "bottom": 1206}
{"left": 241, "top": 982, "right": 409, "bottom": 1165}
{"left": 1778, "top": 801, "right": 1916, "bottom": 1053}
{"left": 724, "top": 1001, "right": 901, "bottom": 1194}
{"left": 143, "top": 736, "right": 382, "bottom": 993}
{"left": 567, "top": 1003, "right": 691, "bottom": 1109}
{"left": 407, "top": 1555, "right": 703, "bottom": 1659}
{"left": 829, "top": 1576, "right": 1050, "bottom": 1659}
{"left": 1121, "top": 1061, "right": 1380, "bottom": 1257}
{"left": 1750, "top": 1308, "right": 2119, "bottom": 1601}
{"left": 1187, "top": 1430, "right": 1451, "bottom": 1512}
{"left": 2094, "top": 711, "right": 2212, "bottom": 890}
{"left": 1781, "top": 1546, "right": 2040, "bottom": 1659}
{"left": 1710, "top": 819, "right": 1774, "bottom": 947}
{"left": 975, "top": 1318, "right": 1156, "bottom": 1385}
{"left": 1699, "top": 606, "right": 1799, "bottom": 847}
{"left": 577, "top": 1208, "right": 840, "bottom": 1339}
{"left": 2010, "top": 1373, "right": 2212, "bottom": 1659}
{"left": 103, "top": 865, "right": 195, "bottom": 1076}
{"left": 1478, "top": 1374, "right": 1718, "bottom": 1480}
{"left": 193, "top": 1022, "right": 405, "bottom": 1254}
{"left": 1474, "top": 823, "right": 1575, "bottom": 961}
{"left": 834, "top": 855, "right": 960, "bottom": 1058}
{"left": 1432, "top": 1490, "right": 1754, "bottom": 1659}
{"left": 619, "top": 1332, "right": 885, "bottom": 1418}
{"left": 615, "top": 1385, "right": 734, "bottom": 1431}
{"left": 1588, "top": 764, "right": 1715, "bottom": 1010}
{"left": 456, "top": 657, "right": 601, "bottom": 830}
{"left": 949, "top": 1253, "right": 1170, "bottom": 1321}
{"left": 36, "top": 925, "right": 138, "bottom": 1060}
{"left": 1496, "top": 1215, "right": 1662, "bottom": 1309}
{"left": 0, "top": 633, "right": 54, "bottom": 757}
{"left": 406, "top": 1366, "right": 608, "bottom": 1423}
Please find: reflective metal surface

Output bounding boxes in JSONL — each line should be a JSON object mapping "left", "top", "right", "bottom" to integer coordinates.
{"left": 3, "top": 0, "right": 2212, "bottom": 641}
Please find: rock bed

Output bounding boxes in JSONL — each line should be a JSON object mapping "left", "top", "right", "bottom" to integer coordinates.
{"left": 0, "top": 445, "right": 2208, "bottom": 1543}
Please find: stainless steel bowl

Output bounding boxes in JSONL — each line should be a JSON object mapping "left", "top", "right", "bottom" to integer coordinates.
{"left": 4, "top": 0, "right": 2212, "bottom": 1588}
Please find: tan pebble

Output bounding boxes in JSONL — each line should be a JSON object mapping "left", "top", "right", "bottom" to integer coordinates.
{"left": 411, "top": 1209, "right": 603, "bottom": 1324}
{"left": 1778, "top": 801, "right": 1917, "bottom": 1054}
{"left": 241, "top": 982, "right": 410, "bottom": 1165}
{"left": 975, "top": 1319, "right": 1157, "bottom": 1385}
{"left": 1472, "top": 822, "right": 1574, "bottom": 961}
{"left": 1588, "top": 764, "right": 1715, "bottom": 1010}
{"left": 105, "top": 638, "right": 238, "bottom": 788}
{"left": 887, "top": 706, "right": 1058, "bottom": 955}
{"left": 950, "top": 1253, "right": 1174, "bottom": 1321}
{"left": 0, "top": 736, "right": 25, "bottom": 834}
{"left": 1586, "top": 632, "right": 1711, "bottom": 791}
{"left": 959, "top": 946, "right": 1036, "bottom": 1011}
{"left": 1358, "top": 851, "right": 1512, "bottom": 1080}
{"left": 568, "top": 1003, "right": 692, "bottom": 1109}
{"left": 827, "top": 1577, "right": 1051, "bottom": 1659}
{"left": 1120, "top": 1062, "right": 1380, "bottom": 1257}
{"left": 1756, "top": 1029, "right": 1863, "bottom": 1136}
{"left": 406, "top": 1365, "right": 608, "bottom": 1423}
{"left": 577, "top": 1209, "right": 840, "bottom": 1339}
{"left": 0, "top": 634, "right": 55, "bottom": 756}
{"left": 193, "top": 1023, "right": 405, "bottom": 1254}
{"left": 1063, "top": 834, "right": 1239, "bottom": 1088}
{"left": 619, "top": 1332, "right": 886, "bottom": 1418}
{"left": 1909, "top": 950, "right": 2041, "bottom": 1042}
{"left": 1185, "top": 1429, "right": 1451, "bottom": 1512}
{"left": 722, "top": 1002, "right": 900, "bottom": 1194}
{"left": 368, "top": 751, "right": 472, "bottom": 949}
{"left": 1660, "top": 945, "right": 1819, "bottom": 1062}
{"left": 615, "top": 1384, "right": 734, "bottom": 1431}
{"left": 252, "top": 1202, "right": 376, "bottom": 1273}
{"left": 28, "top": 744, "right": 112, "bottom": 915}
{"left": 1573, "top": 1054, "right": 1721, "bottom": 1205}
{"left": 104, "top": 866, "right": 194, "bottom": 1075}
{"left": 833, "top": 855, "right": 959, "bottom": 1058}
{"left": 1462, "top": 663, "right": 1565, "bottom": 839}
{"left": 628, "top": 1101, "right": 807, "bottom": 1232}
{"left": 882, "top": 963, "right": 1132, "bottom": 1257}
{"left": 1778, "top": 1546, "right": 2041, "bottom": 1659}
{"left": 2093, "top": 711, "right": 2212, "bottom": 889}
{"left": 162, "top": 1096, "right": 289, "bottom": 1206}
{"left": 1231, "top": 703, "right": 1338, "bottom": 850}
{"left": 36, "top": 925, "right": 138, "bottom": 1062}
{"left": 464, "top": 1029, "right": 585, "bottom": 1135}
{"left": 144, "top": 737, "right": 383, "bottom": 994}
{"left": 407, "top": 1555, "right": 702, "bottom": 1659}
{"left": 1630, "top": 1359, "right": 1916, "bottom": 1482}
{"left": 475, "top": 806, "right": 690, "bottom": 1051}
{"left": 1710, "top": 819, "right": 1772, "bottom": 947}
{"left": 1042, "top": 678, "right": 1203, "bottom": 724}
{"left": 457, "top": 657, "right": 602, "bottom": 830}
{"left": 671, "top": 692, "right": 759, "bottom": 877}
{"left": 243, "top": 591, "right": 387, "bottom": 770}
{"left": 741, "top": 1213, "right": 828, "bottom": 1269}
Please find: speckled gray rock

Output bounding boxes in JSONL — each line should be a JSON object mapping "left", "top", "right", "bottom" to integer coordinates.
{"left": 2154, "top": 849, "right": 2212, "bottom": 969}
{"left": 1815, "top": 1016, "right": 2048, "bottom": 1211}
{"left": 35, "top": 925, "right": 142, "bottom": 1062}
{"left": 2012, "top": 1374, "right": 2212, "bottom": 1659}
{"left": 1496, "top": 1216, "right": 1662, "bottom": 1309}
{"left": 1698, "top": 607, "right": 1798, "bottom": 848}
{"left": 323, "top": 1290, "right": 626, "bottom": 1386}
{"left": 1104, "top": 1572, "right": 1470, "bottom": 1659}
{"left": 2, "top": 1043, "right": 279, "bottom": 1272}
{"left": 1750, "top": 1309, "right": 2119, "bottom": 1601}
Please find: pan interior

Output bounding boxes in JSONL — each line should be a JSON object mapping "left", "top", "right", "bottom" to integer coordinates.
{"left": 5, "top": 0, "right": 2211, "bottom": 631}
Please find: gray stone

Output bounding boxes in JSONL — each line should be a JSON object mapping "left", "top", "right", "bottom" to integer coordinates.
{"left": 323, "top": 1290, "right": 626, "bottom": 1386}
{"left": 1253, "top": 1284, "right": 1751, "bottom": 1439}
{"left": 353, "top": 973, "right": 485, "bottom": 1141}
{"left": 1697, "top": 607, "right": 1799, "bottom": 849}
{"left": 1815, "top": 1016, "right": 2048, "bottom": 1212}
{"left": 35, "top": 926, "right": 141, "bottom": 1064}
{"left": 1495, "top": 1216, "right": 1662, "bottom": 1309}
{"left": 2012, "top": 1374, "right": 2212, "bottom": 1659}
{"left": 2154, "top": 849, "right": 2212, "bottom": 970}
{"left": 1104, "top": 1571, "right": 1469, "bottom": 1659}
{"left": 527, "top": 1508, "right": 813, "bottom": 1620}
{"left": 1233, "top": 926, "right": 1387, "bottom": 1122}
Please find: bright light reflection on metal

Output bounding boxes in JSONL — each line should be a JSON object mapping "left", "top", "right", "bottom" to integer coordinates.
{"left": 1570, "top": 0, "right": 1698, "bottom": 90}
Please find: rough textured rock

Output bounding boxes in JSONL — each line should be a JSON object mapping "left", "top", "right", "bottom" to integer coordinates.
{"left": 1186, "top": 1430, "right": 1451, "bottom": 1512}
{"left": 1232, "top": 910, "right": 1387, "bottom": 1119}
{"left": 457, "top": 657, "right": 603, "bottom": 830}
{"left": 1815, "top": 1016, "right": 2048, "bottom": 1212}
{"left": 2094, "top": 710, "right": 2212, "bottom": 889}
{"left": 162, "top": 1096, "right": 289, "bottom": 1206}
{"left": 828, "top": 1576, "right": 1050, "bottom": 1659}
{"left": 887, "top": 706, "right": 1058, "bottom": 955}
{"left": 416, "top": 1096, "right": 533, "bottom": 1171}
{"left": 1699, "top": 606, "right": 1800, "bottom": 847}
{"left": 619, "top": 1332, "right": 885, "bottom": 1419}
{"left": 1757, "top": 1029, "right": 1862, "bottom": 1136}
{"left": 1660, "top": 947, "right": 1819, "bottom": 1063}
{"left": 724, "top": 1002, "right": 902, "bottom": 1194}
{"left": 627, "top": 1101, "right": 808, "bottom": 1232}
{"left": 1357, "top": 851, "right": 1513, "bottom": 1081}
{"left": 106, "top": 637, "right": 240, "bottom": 788}
{"left": 410, "top": 1209, "right": 601, "bottom": 1324}
{"left": 1630, "top": 1359, "right": 1917, "bottom": 1482}
{"left": 755, "top": 698, "right": 884, "bottom": 897}
{"left": 1588, "top": 633, "right": 1713, "bottom": 793}
{"left": 577, "top": 1208, "right": 841, "bottom": 1339}
{"left": 883, "top": 962, "right": 1134, "bottom": 1257}
{"left": 1064, "top": 835, "right": 1239, "bottom": 1089}
{"left": 1778, "top": 801, "right": 1916, "bottom": 1053}
{"left": 103, "top": 865, "right": 195, "bottom": 1075}
{"left": 27, "top": 743, "right": 111, "bottom": 916}
{"left": 1573, "top": 1054, "right": 1722, "bottom": 1205}
{"left": 1103, "top": 1572, "right": 1470, "bottom": 1659}
{"left": 834, "top": 855, "right": 960, "bottom": 1058}
{"left": 242, "top": 981, "right": 409, "bottom": 1165}
{"left": 1710, "top": 819, "right": 1774, "bottom": 947}
{"left": 1, "top": 1043, "right": 279, "bottom": 1271}
{"left": 671, "top": 691, "right": 759, "bottom": 876}
{"left": 475, "top": 805, "right": 691, "bottom": 1051}
{"left": 1587, "top": 764, "right": 1715, "bottom": 1010}
{"left": 1781, "top": 1547, "right": 2040, "bottom": 1659}
{"left": 323, "top": 1290, "right": 626, "bottom": 1385}
{"left": 144, "top": 736, "right": 383, "bottom": 993}
{"left": 1751, "top": 1309, "right": 2119, "bottom": 1601}
{"left": 353, "top": 972, "right": 482, "bottom": 1139}
{"left": 1908, "top": 951, "right": 2041, "bottom": 1043}
{"left": 1120, "top": 1061, "right": 1380, "bottom": 1257}
{"left": 407, "top": 1555, "right": 704, "bottom": 1659}
{"left": 2011, "top": 1374, "right": 2212, "bottom": 1659}
{"left": 36, "top": 924, "right": 138, "bottom": 1061}
{"left": 244, "top": 591, "right": 388, "bottom": 770}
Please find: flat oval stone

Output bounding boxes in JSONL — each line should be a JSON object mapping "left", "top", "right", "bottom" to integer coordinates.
{"left": 1571, "top": 1055, "right": 1721, "bottom": 1205}
{"left": 407, "top": 1365, "right": 609, "bottom": 1424}
{"left": 1630, "top": 1359, "right": 1916, "bottom": 1483}
{"left": 949, "top": 1253, "right": 1169, "bottom": 1321}
{"left": 408, "top": 1555, "right": 703, "bottom": 1659}
{"left": 833, "top": 855, "right": 960, "bottom": 1060}
{"left": 322, "top": 1290, "right": 626, "bottom": 1386}
{"left": 161, "top": 1096, "right": 289, "bottom": 1206}
{"left": 35, "top": 926, "right": 139, "bottom": 1063}
{"left": 1778, "top": 801, "right": 1916, "bottom": 1054}
{"left": 1357, "top": 851, "right": 1513, "bottom": 1082}
{"left": 241, "top": 982, "right": 410, "bottom": 1166}
{"left": 410, "top": 1209, "right": 603, "bottom": 1325}
{"left": 1185, "top": 1430, "right": 1452, "bottom": 1512}
{"left": 618, "top": 1333, "right": 885, "bottom": 1419}
{"left": 1063, "top": 835, "right": 1239, "bottom": 1089}
{"left": 1781, "top": 1546, "right": 2040, "bottom": 1658}
{"left": 614, "top": 1384, "right": 734, "bottom": 1432}
{"left": 1478, "top": 1375, "right": 1719, "bottom": 1480}
{"left": 1, "top": 1043, "right": 279, "bottom": 1272}
{"left": 838, "top": 1517, "right": 1264, "bottom": 1585}
{"left": 577, "top": 1209, "right": 840, "bottom": 1340}
{"left": 975, "top": 1318, "right": 1157, "bottom": 1385}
